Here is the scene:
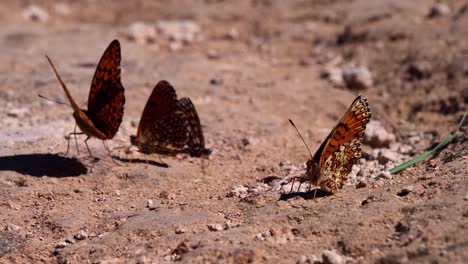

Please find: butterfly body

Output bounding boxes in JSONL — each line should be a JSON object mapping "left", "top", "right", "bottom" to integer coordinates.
{"left": 131, "top": 80, "right": 210, "bottom": 157}
{"left": 292, "top": 96, "right": 371, "bottom": 195}
{"left": 46, "top": 40, "right": 125, "bottom": 156}
{"left": 72, "top": 110, "right": 108, "bottom": 140}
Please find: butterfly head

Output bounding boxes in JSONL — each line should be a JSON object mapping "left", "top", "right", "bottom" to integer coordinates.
{"left": 305, "top": 159, "right": 321, "bottom": 185}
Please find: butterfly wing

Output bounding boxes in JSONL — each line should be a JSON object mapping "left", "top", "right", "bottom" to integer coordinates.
{"left": 177, "top": 97, "right": 208, "bottom": 156}
{"left": 137, "top": 80, "right": 178, "bottom": 136}
{"left": 315, "top": 96, "right": 371, "bottom": 191}
{"left": 318, "top": 96, "right": 371, "bottom": 167}
{"left": 139, "top": 111, "right": 191, "bottom": 155}
{"left": 319, "top": 139, "right": 363, "bottom": 192}
{"left": 87, "top": 39, "right": 125, "bottom": 139}
{"left": 136, "top": 81, "right": 190, "bottom": 155}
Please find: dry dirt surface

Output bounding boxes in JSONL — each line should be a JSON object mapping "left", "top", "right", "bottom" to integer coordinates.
{"left": 1, "top": 1, "right": 467, "bottom": 263}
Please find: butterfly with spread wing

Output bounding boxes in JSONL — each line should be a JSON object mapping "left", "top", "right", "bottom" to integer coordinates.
{"left": 130, "top": 80, "right": 211, "bottom": 158}
{"left": 289, "top": 96, "right": 371, "bottom": 199}
{"left": 46, "top": 39, "right": 125, "bottom": 158}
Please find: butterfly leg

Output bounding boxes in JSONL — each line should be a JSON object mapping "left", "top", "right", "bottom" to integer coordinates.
{"left": 313, "top": 187, "right": 318, "bottom": 201}
{"left": 84, "top": 136, "right": 94, "bottom": 159}
{"left": 157, "top": 155, "right": 165, "bottom": 165}
{"left": 200, "top": 158, "right": 209, "bottom": 174}
{"left": 297, "top": 180, "right": 304, "bottom": 193}
{"left": 144, "top": 154, "right": 150, "bottom": 168}
{"left": 65, "top": 134, "right": 72, "bottom": 156}
{"left": 289, "top": 176, "right": 306, "bottom": 193}
{"left": 65, "top": 129, "right": 84, "bottom": 156}
{"left": 102, "top": 141, "right": 120, "bottom": 166}
{"left": 128, "top": 150, "right": 134, "bottom": 164}
{"left": 289, "top": 177, "right": 296, "bottom": 193}
{"left": 201, "top": 156, "right": 211, "bottom": 170}
{"left": 73, "top": 125, "right": 79, "bottom": 155}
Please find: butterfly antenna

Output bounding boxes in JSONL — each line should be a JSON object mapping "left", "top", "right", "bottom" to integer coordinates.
{"left": 45, "top": 55, "right": 80, "bottom": 111}
{"left": 289, "top": 119, "right": 313, "bottom": 159}
{"left": 38, "top": 94, "right": 70, "bottom": 107}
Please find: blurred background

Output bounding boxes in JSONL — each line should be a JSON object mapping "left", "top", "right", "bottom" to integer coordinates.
{"left": 0, "top": 1, "right": 467, "bottom": 263}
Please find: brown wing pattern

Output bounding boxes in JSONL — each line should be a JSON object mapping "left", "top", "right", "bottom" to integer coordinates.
{"left": 87, "top": 39, "right": 125, "bottom": 139}
{"left": 137, "top": 81, "right": 178, "bottom": 138}
{"left": 316, "top": 96, "right": 371, "bottom": 192}
{"left": 133, "top": 80, "right": 210, "bottom": 157}
{"left": 177, "top": 97, "right": 207, "bottom": 156}
{"left": 319, "top": 139, "right": 362, "bottom": 192}
{"left": 139, "top": 110, "right": 190, "bottom": 155}
{"left": 318, "top": 96, "right": 371, "bottom": 169}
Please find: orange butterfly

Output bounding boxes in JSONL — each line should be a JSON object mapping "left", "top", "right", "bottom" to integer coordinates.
{"left": 130, "top": 80, "right": 210, "bottom": 157}
{"left": 46, "top": 40, "right": 125, "bottom": 158}
{"left": 290, "top": 96, "right": 371, "bottom": 199}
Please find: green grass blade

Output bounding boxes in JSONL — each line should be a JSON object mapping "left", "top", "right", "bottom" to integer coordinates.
{"left": 388, "top": 133, "right": 457, "bottom": 174}
{"left": 455, "top": 111, "right": 467, "bottom": 133}
{"left": 381, "top": 111, "right": 467, "bottom": 177}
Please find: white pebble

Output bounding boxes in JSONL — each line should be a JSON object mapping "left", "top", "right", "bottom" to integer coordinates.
{"left": 22, "top": 5, "right": 49, "bottom": 22}
{"left": 428, "top": 3, "right": 451, "bottom": 17}
{"left": 5, "top": 223, "right": 22, "bottom": 232}
{"left": 322, "top": 250, "right": 345, "bottom": 264}
{"left": 342, "top": 65, "right": 373, "bottom": 90}
{"left": 207, "top": 223, "right": 224, "bottom": 232}
{"left": 127, "top": 22, "right": 157, "bottom": 44}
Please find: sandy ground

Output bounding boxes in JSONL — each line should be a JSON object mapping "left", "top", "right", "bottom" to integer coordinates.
{"left": 0, "top": 1, "right": 467, "bottom": 263}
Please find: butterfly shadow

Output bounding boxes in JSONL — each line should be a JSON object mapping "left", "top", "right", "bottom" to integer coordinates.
{"left": 0, "top": 153, "right": 87, "bottom": 177}
{"left": 279, "top": 189, "right": 332, "bottom": 201}
{"left": 112, "top": 156, "right": 169, "bottom": 168}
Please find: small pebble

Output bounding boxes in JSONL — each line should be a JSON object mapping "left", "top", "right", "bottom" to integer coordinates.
{"left": 163, "top": 254, "right": 178, "bottom": 261}
{"left": 321, "top": 66, "right": 344, "bottom": 87}
{"left": 297, "top": 255, "right": 321, "bottom": 264}
{"left": 254, "top": 233, "right": 266, "bottom": 241}
{"left": 174, "top": 226, "right": 187, "bottom": 234}
{"left": 160, "top": 191, "right": 176, "bottom": 200}
{"left": 169, "top": 41, "right": 183, "bottom": 51}
{"left": 395, "top": 221, "right": 410, "bottom": 233}
{"left": 376, "top": 149, "right": 402, "bottom": 164}
{"left": 356, "top": 180, "right": 367, "bottom": 189}
{"left": 227, "top": 185, "right": 249, "bottom": 198}
{"left": 397, "top": 186, "right": 414, "bottom": 196}
{"left": 22, "top": 5, "right": 49, "bottom": 22}
{"left": 226, "top": 28, "right": 239, "bottom": 40}
{"left": 322, "top": 250, "right": 345, "bottom": 264}
{"left": 127, "top": 22, "right": 157, "bottom": 44}
{"left": 364, "top": 121, "right": 396, "bottom": 148}
{"left": 376, "top": 171, "right": 392, "bottom": 180}
{"left": 342, "top": 65, "right": 373, "bottom": 90}
{"left": 207, "top": 49, "right": 220, "bottom": 60}
{"left": 210, "top": 76, "right": 223, "bottom": 86}
{"left": 428, "top": 3, "right": 451, "bottom": 18}
{"left": 406, "top": 63, "right": 432, "bottom": 80}
{"left": 146, "top": 200, "right": 154, "bottom": 208}
{"left": 74, "top": 229, "right": 88, "bottom": 240}
{"left": 5, "top": 223, "right": 22, "bottom": 232}
{"left": 56, "top": 239, "right": 73, "bottom": 249}
{"left": 7, "top": 107, "right": 30, "bottom": 118}
{"left": 207, "top": 223, "right": 224, "bottom": 232}
{"left": 157, "top": 20, "right": 200, "bottom": 43}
